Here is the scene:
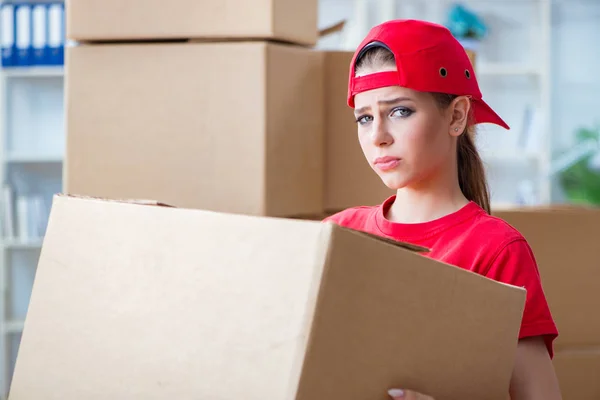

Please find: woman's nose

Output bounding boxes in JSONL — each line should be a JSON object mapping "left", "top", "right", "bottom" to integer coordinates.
{"left": 371, "top": 118, "right": 393, "bottom": 147}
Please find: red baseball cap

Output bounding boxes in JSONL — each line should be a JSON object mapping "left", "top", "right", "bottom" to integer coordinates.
{"left": 347, "top": 19, "right": 509, "bottom": 130}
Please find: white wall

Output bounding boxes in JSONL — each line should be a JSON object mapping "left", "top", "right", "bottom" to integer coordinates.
{"left": 552, "top": 0, "right": 600, "bottom": 149}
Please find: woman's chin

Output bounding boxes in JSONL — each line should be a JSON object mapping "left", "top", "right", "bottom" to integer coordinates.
{"left": 379, "top": 174, "right": 409, "bottom": 191}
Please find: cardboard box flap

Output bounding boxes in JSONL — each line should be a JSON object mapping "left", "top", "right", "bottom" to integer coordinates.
{"left": 59, "top": 193, "right": 176, "bottom": 208}
{"left": 336, "top": 224, "right": 431, "bottom": 253}
{"left": 318, "top": 20, "right": 346, "bottom": 38}
{"left": 10, "top": 195, "right": 526, "bottom": 400}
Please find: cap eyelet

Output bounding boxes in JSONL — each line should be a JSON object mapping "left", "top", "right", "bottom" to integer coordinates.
{"left": 439, "top": 67, "right": 448, "bottom": 78}
{"left": 465, "top": 69, "right": 471, "bottom": 79}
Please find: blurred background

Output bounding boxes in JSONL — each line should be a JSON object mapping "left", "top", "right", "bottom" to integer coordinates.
{"left": 0, "top": 0, "right": 599, "bottom": 398}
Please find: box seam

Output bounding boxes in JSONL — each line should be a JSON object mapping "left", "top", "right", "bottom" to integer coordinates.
{"left": 285, "top": 223, "right": 335, "bottom": 399}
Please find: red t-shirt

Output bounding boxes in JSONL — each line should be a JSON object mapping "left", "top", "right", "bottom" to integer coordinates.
{"left": 324, "top": 195, "right": 558, "bottom": 358}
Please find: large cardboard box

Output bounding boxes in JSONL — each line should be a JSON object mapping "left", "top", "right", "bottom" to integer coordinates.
{"left": 66, "top": 0, "right": 318, "bottom": 46}
{"left": 65, "top": 41, "right": 324, "bottom": 218}
{"left": 553, "top": 351, "right": 600, "bottom": 400}
{"left": 323, "top": 51, "right": 394, "bottom": 212}
{"left": 10, "top": 195, "right": 526, "bottom": 400}
{"left": 493, "top": 207, "right": 600, "bottom": 350}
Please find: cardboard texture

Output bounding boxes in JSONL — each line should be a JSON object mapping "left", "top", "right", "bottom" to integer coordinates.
{"left": 323, "top": 51, "right": 394, "bottom": 212}
{"left": 66, "top": 0, "right": 318, "bottom": 46}
{"left": 465, "top": 49, "right": 476, "bottom": 70}
{"left": 553, "top": 350, "right": 600, "bottom": 400}
{"left": 493, "top": 207, "right": 600, "bottom": 349}
{"left": 65, "top": 41, "right": 324, "bottom": 218}
{"left": 10, "top": 195, "right": 526, "bottom": 400}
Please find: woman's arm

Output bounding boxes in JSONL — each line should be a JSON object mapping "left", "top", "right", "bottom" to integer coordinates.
{"left": 509, "top": 336, "right": 562, "bottom": 400}
{"left": 388, "top": 336, "right": 563, "bottom": 400}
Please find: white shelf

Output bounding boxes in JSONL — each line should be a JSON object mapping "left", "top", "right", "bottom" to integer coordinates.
{"left": 1, "top": 67, "right": 64, "bottom": 78}
{"left": 2, "top": 321, "right": 24, "bottom": 335}
{"left": 481, "top": 151, "right": 542, "bottom": 164}
{"left": 492, "top": 201, "right": 524, "bottom": 210}
{"left": 477, "top": 63, "right": 541, "bottom": 76}
{"left": 5, "top": 154, "right": 63, "bottom": 163}
{"left": 1, "top": 35, "right": 65, "bottom": 400}
{"left": 2, "top": 239, "right": 43, "bottom": 250}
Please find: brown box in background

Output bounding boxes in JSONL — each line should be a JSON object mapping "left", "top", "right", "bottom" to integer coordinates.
{"left": 9, "top": 195, "right": 526, "bottom": 400}
{"left": 465, "top": 49, "right": 476, "bottom": 70}
{"left": 493, "top": 206, "right": 600, "bottom": 399}
{"left": 65, "top": 42, "right": 324, "bottom": 217}
{"left": 323, "top": 51, "right": 394, "bottom": 212}
{"left": 553, "top": 351, "right": 600, "bottom": 400}
{"left": 66, "top": 0, "right": 318, "bottom": 46}
{"left": 493, "top": 207, "right": 600, "bottom": 350}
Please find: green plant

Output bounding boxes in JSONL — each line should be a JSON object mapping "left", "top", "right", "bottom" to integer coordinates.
{"left": 559, "top": 125, "right": 600, "bottom": 205}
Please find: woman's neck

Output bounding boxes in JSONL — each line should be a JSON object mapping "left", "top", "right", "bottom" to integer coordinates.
{"left": 386, "top": 174, "right": 469, "bottom": 224}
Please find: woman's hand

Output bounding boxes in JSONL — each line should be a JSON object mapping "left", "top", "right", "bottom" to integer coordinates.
{"left": 388, "top": 389, "right": 435, "bottom": 400}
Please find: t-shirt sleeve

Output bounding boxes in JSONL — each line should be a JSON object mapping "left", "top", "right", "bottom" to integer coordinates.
{"left": 484, "top": 238, "right": 559, "bottom": 358}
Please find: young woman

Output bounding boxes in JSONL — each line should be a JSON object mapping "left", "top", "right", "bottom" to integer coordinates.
{"left": 324, "top": 19, "right": 562, "bottom": 400}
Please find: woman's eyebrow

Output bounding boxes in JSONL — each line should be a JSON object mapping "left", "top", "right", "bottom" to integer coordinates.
{"left": 354, "top": 96, "right": 413, "bottom": 115}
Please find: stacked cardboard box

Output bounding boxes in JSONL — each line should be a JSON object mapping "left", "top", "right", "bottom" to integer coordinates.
{"left": 65, "top": 0, "right": 324, "bottom": 218}
{"left": 494, "top": 206, "right": 600, "bottom": 399}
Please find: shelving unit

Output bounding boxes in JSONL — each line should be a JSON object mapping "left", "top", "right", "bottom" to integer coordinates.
{"left": 475, "top": 0, "right": 553, "bottom": 206}
{"left": 5, "top": 154, "right": 63, "bottom": 163}
{"left": 2, "top": 239, "right": 43, "bottom": 250}
{"left": 1, "top": 66, "right": 63, "bottom": 78}
{"left": 0, "top": 61, "right": 65, "bottom": 398}
{"left": 1, "top": 321, "right": 23, "bottom": 335}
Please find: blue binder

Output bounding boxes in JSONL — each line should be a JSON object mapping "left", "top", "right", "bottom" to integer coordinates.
{"left": 15, "top": 2, "right": 32, "bottom": 66}
{"left": 32, "top": 2, "right": 48, "bottom": 65}
{"left": 47, "top": 2, "right": 63, "bottom": 66}
{"left": 1, "top": 2, "right": 16, "bottom": 67}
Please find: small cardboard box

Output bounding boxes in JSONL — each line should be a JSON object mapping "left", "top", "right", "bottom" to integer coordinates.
{"left": 65, "top": 41, "right": 324, "bottom": 218}
{"left": 493, "top": 206, "right": 600, "bottom": 349}
{"left": 9, "top": 195, "right": 526, "bottom": 400}
{"left": 553, "top": 351, "right": 600, "bottom": 400}
{"left": 323, "top": 51, "right": 394, "bottom": 212}
{"left": 66, "top": 0, "right": 318, "bottom": 46}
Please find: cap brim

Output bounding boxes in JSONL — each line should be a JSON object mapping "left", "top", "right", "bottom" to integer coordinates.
{"left": 471, "top": 99, "right": 510, "bottom": 130}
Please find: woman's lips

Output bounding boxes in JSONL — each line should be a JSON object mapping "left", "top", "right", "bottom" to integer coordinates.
{"left": 373, "top": 156, "right": 401, "bottom": 171}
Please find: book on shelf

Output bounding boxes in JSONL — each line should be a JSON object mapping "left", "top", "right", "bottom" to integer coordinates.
{"left": 2, "top": 184, "right": 15, "bottom": 238}
{"left": 1, "top": 1, "right": 65, "bottom": 69}
{"left": 1, "top": 183, "right": 49, "bottom": 242}
{"left": 518, "top": 105, "right": 545, "bottom": 155}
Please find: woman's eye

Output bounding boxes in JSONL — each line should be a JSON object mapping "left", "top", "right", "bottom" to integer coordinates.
{"left": 356, "top": 115, "right": 373, "bottom": 125}
{"left": 390, "top": 107, "right": 413, "bottom": 118}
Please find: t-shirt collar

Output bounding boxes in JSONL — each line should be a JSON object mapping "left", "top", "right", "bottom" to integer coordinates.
{"left": 374, "top": 195, "right": 484, "bottom": 241}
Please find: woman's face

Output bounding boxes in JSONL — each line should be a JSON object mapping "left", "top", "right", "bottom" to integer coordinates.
{"left": 353, "top": 79, "right": 460, "bottom": 191}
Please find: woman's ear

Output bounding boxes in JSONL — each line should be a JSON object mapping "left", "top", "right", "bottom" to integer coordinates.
{"left": 449, "top": 96, "right": 471, "bottom": 137}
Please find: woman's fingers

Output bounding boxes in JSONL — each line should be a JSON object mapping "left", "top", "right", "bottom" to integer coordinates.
{"left": 388, "top": 388, "right": 436, "bottom": 400}
{"left": 388, "top": 389, "right": 406, "bottom": 399}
